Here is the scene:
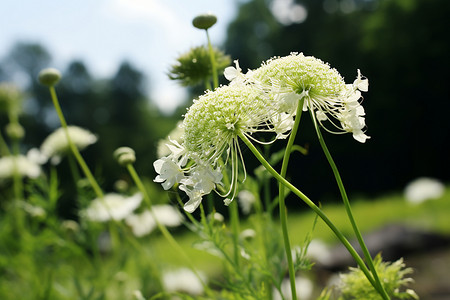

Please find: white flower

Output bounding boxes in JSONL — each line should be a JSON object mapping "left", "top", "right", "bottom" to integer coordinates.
{"left": 162, "top": 268, "right": 206, "bottom": 295}
{"left": 40, "top": 126, "right": 97, "bottom": 164}
{"left": 404, "top": 177, "right": 445, "bottom": 204}
{"left": 305, "top": 239, "right": 332, "bottom": 265}
{"left": 125, "top": 205, "right": 183, "bottom": 237}
{"left": 179, "top": 184, "right": 204, "bottom": 213}
{"left": 155, "top": 84, "right": 282, "bottom": 212}
{"left": 156, "top": 121, "right": 184, "bottom": 158}
{"left": 240, "top": 228, "right": 256, "bottom": 240}
{"left": 251, "top": 53, "right": 370, "bottom": 142}
{"left": 224, "top": 59, "right": 246, "bottom": 85}
{"left": 273, "top": 276, "right": 314, "bottom": 300}
{"left": 83, "top": 193, "right": 142, "bottom": 222}
{"left": 153, "top": 157, "right": 185, "bottom": 190}
{"left": 0, "top": 155, "right": 41, "bottom": 180}
{"left": 238, "top": 190, "right": 256, "bottom": 214}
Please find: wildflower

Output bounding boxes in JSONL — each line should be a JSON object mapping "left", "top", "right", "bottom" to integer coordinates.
{"left": 237, "top": 189, "right": 256, "bottom": 214}
{"left": 273, "top": 276, "right": 314, "bottom": 300}
{"left": 305, "top": 239, "right": 332, "bottom": 266}
{"left": 237, "top": 53, "right": 370, "bottom": 142}
{"left": 153, "top": 156, "right": 185, "bottom": 190}
{"left": 162, "top": 268, "right": 206, "bottom": 295}
{"left": 168, "top": 46, "right": 231, "bottom": 87}
{"left": 0, "top": 155, "right": 41, "bottom": 180}
{"left": 404, "top": 177, "right": 445, "bottom": 204}
{"left": 125, "top": 205, "right": 183, "bottom": 237}
{"left": 82, "top": 193, "right": 142, "bottom": 222}
{"left": 156, "top": 121, "right": 184, "bottom": 158}
{"left": 154, "top": 84, "right": 285, "bottom": 212}
{"left": 40, "top": 126, "right": 97, "bottom": 164}
{"left": 339, "top": 255, "right": 418, "bottom": 299}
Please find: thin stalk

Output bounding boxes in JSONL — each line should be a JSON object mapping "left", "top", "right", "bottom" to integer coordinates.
{"left": 310, "top": 112, "right": 389, "bottom": 300}
{"left": 229, "top": 197, "right": 241, "bottom": 268}
{"left": 0, "top": 131, "right": 11, "bottom": 156}
{"left": 218, "top": 157, "right": 241, "bottom": 269}
{"left": 126, "top": 163, "right": 213, "bottom": 296}
{"left": 48, "top": 86, "right": 103, "bottom": 199}
{"left": 205, "top": 29, "right": 218, "bottom": 89}
{"left": 278, "top": 98, "right": 304, "bottom": 300}
{"left": 237, "top": 132, "right": 378, "bottom": 290}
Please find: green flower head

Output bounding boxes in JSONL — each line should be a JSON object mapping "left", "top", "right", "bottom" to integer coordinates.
{"left": 339, "top": 255, "right": 418, "bottom": 300}
{"left": 168, "top": 46, "right": 231, "bottom": 87}
{"left": 154, "top": 84, "right": 288, "bottom": 212}
{"left": 227, "top": 53, "right": 370, "bottom": 142}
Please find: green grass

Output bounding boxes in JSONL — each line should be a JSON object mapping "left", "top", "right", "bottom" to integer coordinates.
{"left": 151, "top": 186, "right": 450, "bottom": 273}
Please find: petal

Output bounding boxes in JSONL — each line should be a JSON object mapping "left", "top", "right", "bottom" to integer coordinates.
{"left": 183, "top": 194, "right": 203, "bottom": 213}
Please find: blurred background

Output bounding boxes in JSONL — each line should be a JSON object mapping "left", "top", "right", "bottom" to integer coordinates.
{"left": 1, "top": 0, "right": 449, "bottom": 205}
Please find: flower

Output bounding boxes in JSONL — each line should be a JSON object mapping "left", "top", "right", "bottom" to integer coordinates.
{"left": 273, "top": 276, "right": 314, "bottom": 300}
{"left": 237, "top": 190, "right": 256, "bottom": 214}
{"left": 156, "top": 121, "right": 184, "bottom": 158}
{"left": 162, "top": 268, "right": 206, "bottom": 295}
{"left": 153, "top": 156, "right": 185, "bottom": 190}
{"left": 0, "top": 155, "right": 41, "bottom": 180}
{"left": 125, "top": 205, "right": 183, "bottom": 237}
{"left": 242, "top": 53, "right": 370, "bottom": 142}
{"left": 82, "top": 193, "right": 142, "bottom": 222}
{"left": 154, "top": 84, "right": 285, "bottom": 212}
{"left": 40, "top": 126, "right": 97, "bottom": 164}
{"left": 168, "top": 46, "right": 231, "bottom": 87}
{"left": 339, "top": 255, "right": 418, "bottom": 299}
{"left": 404, "top": 177, "right": 445, "bottom": 204}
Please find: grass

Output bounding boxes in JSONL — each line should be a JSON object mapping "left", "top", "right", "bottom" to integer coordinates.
{"left": 151, "top": 185, "right": 450, "bottom": 273}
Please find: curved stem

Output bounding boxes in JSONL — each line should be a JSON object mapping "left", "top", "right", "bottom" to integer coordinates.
{"left": 279, "top": 99, "right": 304, "bottom": 300}
{"left": 126, "top": 164, "right": 212, "bottom": 296}
{"left": 237, "top": 132, "right": 378, "bottom": 290}
{"left": 49, "top": 86, "right": 104, "bottom": 199}
{"left": 310, "top": 112, "right": 389, "bottom": 300}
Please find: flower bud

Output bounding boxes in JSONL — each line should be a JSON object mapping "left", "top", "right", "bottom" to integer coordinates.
{"left": 192, "top": 13, "right": 217, "bottom": 30}
{"left": 5, "top": 123, "right": 25, "bottom": 140}
{"left": 114, "top": 147, "right": 136, "bottom": 166}
{"left": 0, "top": 83, "right": 23, "bottom": 113}
{"left": 38, "top": 68, "right": 62, "bottom": 86}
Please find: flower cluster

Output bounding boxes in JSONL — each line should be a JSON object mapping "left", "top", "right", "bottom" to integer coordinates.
{"left": 155, "top": 53, "right": 369, "bottom": 212}
{"left": 230, "top": 52, "right": 370, "bottom": 142}
{"left": 40, "top": 126, "right": 98, "bottom": 165}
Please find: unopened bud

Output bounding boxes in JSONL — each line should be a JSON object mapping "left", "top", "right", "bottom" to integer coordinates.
{"left": 5, "top": 123, "right": 25, "bottom": 140}
{"left": 38, "top": 68, "right": 62, "bottom": 86}
{"left": 114, "top": 147, "right": 136, "bottom": 166}
{"left": 192, "top": 13, "right": 217, "bottom": 30}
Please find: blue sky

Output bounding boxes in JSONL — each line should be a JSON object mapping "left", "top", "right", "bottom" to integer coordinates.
{"left": 0, "top": 0, "right": 239, "bottom": 113}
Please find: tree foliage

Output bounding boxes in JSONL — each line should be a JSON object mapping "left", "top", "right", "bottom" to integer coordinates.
{"left": 224, "top": 0, "right": 450, "bottom": 199}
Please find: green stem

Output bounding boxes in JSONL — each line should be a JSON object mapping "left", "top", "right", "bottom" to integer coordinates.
{"left": 0, "top": 131, "right": 11, "bottom": 156}
{"left": 279, "top": 98, "right": 304, "bottom": 300}
{"left": 205, "top": 29, "right": 218, "bottom": 89}
{"left": 229, "top": 198, "right": 241, "bottom": 268}
{"left": 126, "top": 164, "right": 212, "bottom": 295}
{"left": 310, "top": 112, "right": 389, "bottom": 300}
{"left": 237, "top": 132, "right": 378, "bottom": 290}
{"left": 218, "top": 157, "right": 241, "bottom": 267}
{"left": 48, "top": 86, "right": 104, "bottom": 199}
